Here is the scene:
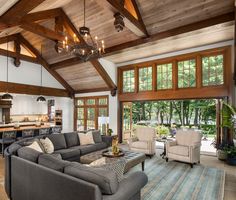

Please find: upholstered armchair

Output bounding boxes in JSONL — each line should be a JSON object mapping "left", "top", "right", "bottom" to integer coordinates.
{"left": 166, "top": 130, "right": 202, "bottom": 167}
{"left": 128, "top": 127, "right": 156, "bottom": 156}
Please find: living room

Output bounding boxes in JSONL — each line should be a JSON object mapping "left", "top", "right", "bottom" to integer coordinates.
{"left": 0, "top": 0, "right": 236, "bottom": 200}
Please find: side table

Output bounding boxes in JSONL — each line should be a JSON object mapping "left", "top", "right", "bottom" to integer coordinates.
{"left": 156, "top": 137, "right": 175, "bottom": 159}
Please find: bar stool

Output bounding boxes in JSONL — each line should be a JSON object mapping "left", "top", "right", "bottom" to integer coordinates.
{"left": 0, "top": 131, "right": 17, "bottom": 157}
{"left": 51, "top": 126, "right": 62, "bottom": 134}
{"left": 39, "top": 128, "right": 50, "bottom": 136}
{"left": 21, "top": 129, "right": 35, "bottom": 139}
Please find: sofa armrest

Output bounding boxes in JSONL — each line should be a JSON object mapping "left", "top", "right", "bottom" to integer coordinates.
{"left": 101, "top": 135, "right": 113, "bottom": 147}
{"left": 103, "top": 171, "right": 148, "bottom": 200}
{"left": 127, "top": 137, "right": 138, "bottom": 144}
{"left": 190, "top": 142, "right": 201, "bottom": 149}
{"left": 166, "top": 140, "right": 177, "bottom": 147}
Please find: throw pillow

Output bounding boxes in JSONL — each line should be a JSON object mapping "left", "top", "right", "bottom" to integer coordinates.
{"left": 92, "top": 159, "right": 126, "bottom": 182}
{"left": 40, "top": 137, "right": 54, "bottom": 154}
{"left": 27, "top": 141, "right": 44, "bottom": 153}
{"left": 78, "top": 132, "right": 95, "bottom": 145}
{"left": 92, "top": 130, "right": 102, "bottom": 143}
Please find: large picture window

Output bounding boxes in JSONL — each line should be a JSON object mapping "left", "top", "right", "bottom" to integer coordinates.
{"left": 202, "top": 55, "right": 224, "bottom": 86}
{"left": 178, "top": 59, "right": 196, "bottom": 88}
{"left": 75, "top": 96, "right": 109, "bottom": 131}
{"left": 139, "top": 66, "right": 152, "bottom": 91}
{"left": 157, "top": 63, "right": 172, "bottom": 90}
{"left": 123, "top": 70, "right": 135, "bottom": 93}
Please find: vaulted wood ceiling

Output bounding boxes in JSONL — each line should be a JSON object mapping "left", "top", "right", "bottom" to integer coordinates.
{"left": 0, "top": 0, "right": 234, "bottom": 96}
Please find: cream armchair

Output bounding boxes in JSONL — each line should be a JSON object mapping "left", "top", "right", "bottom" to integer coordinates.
{"left": 128, "top": 127, "right": 156, "bottom": 157}
{"left": 166, "top": 130, "right": 202, "bottom": 168}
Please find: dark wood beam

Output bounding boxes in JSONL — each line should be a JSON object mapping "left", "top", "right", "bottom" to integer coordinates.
{"left": 0, "top": 0, "right": 46, "bottom": 29}
{"left": 21, "top": 22, "right": 66, "bottom": 42}
{"left": 0, "top": 81, "right": 69, "bottom": 97}
{"left": 50, "top": 57, "right": 84, "bottom": 70}
{"left": 17, "top": 34, "right": 75, "bottom": 97}
{"left": 0, "top": 34, "right": 17, "bottom": 45}
{"left": 75, "top": 87, "right": 111, "bottom": 94}
{"left": 0, "top": 48, "right": 38, "bottom": 64}
{"left": 13, "top": 40, "right": 21, "bottom": 67}
{"left": 90, "top": 60, "right": 117, "bottom": 90}
{"left": 105, "top": 12, "right": 234, "bottom": 56}
{"left": 106, "top": 0, "right": 148, "bottom": 36}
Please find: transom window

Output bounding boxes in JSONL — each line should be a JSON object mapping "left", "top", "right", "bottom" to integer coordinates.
{"left": 178, "top": 59, "right": 196, "bottom": 88}
{"left": 157, "top": 63, "right": 172, "bottom": 90}
{"left": 123, "top": 70, "right": 135, "bottom": 93}
{"left": 139, "top": 66, "right": 152, "bottom": 91}
{"left": 202, "top": 55, "right": 224, "bottom": 86}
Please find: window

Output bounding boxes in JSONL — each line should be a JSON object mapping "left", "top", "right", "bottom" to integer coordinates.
{"left": 202, "top": 55, "right": 224, "bottom": 86}
{"left": 123, "top": 70, "right": 135, "bottom": 92}
{"left": 178, "top": 59, "right": 196, "bottom": 88}
{"left": 75, "top": 96, "right": 109, "bottom": 131}
{"left": 157, "top": 63, "right": 172, "bottom": 89}
{"left": 139, "top": 66, "right": 152, "bottom": 91}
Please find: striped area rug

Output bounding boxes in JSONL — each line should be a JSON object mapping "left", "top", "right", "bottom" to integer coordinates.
{"left": 129, "top": 157, "right": 225, "bottom": 200}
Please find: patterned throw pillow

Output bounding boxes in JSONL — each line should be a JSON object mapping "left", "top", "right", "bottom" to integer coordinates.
{"left": 78, "top": 132, "right": 95, "bottom": 145}
{"left": 91, "top": 158, "right": 126, "bottom": 182}
{"left": 40, "top": 137, "right": 54, "bottom": 154}
{"left": 27, "top": 141, "right": 44, "bottom": 152}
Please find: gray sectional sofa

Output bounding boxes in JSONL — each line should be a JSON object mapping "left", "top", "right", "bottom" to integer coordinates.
{"left": 4, "top": 131, "right": 148, "bottom": 200}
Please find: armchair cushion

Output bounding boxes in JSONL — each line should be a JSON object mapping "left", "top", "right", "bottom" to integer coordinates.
{"left": 136, "top": 127, "right": 156, "bottom": 141}
{"left": 130, "top": 141, "right": 149, "bottom": 150}
{"left": 176, "top": 130, "right": 202, "bottom": 146}
{"left": 168, "top": 146, "right": 189, "bottom": 157}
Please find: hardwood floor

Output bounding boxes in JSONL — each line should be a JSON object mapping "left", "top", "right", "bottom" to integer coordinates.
{"left": 0, "top": 153, "right": 235, "bottom": 200}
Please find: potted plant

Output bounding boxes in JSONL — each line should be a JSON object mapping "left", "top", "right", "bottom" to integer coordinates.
{"left": 224, "top": 146, "right": 236, "bottom": 165}
{"left": 211, "top": 138, "right": 227, "bottom": 160}
{"left": 156, "top": 125, "right": 169, "bottom": 139}
{"left": 107, "top": 128, "right": 113, "bottom": 136}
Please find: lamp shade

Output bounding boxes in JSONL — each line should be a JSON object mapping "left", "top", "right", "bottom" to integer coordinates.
{"left": 36, "top": 95, "right": 46, "bottom": 102}
{"left": 1, "top": 93, "right": 13, "bottom": 100}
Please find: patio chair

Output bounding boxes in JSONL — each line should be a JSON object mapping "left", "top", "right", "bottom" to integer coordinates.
{"left": 0, "top": 131, "right": 17, "bottom": 157}
{"left": 166, "top": 130, "right": 202, "bottom": 168}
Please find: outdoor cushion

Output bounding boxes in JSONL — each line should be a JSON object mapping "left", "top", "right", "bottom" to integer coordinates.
{"left": 92, "top": 130, "right": 102, "bottom": 143}
{"left": 38, "top": 154, "right": 71, "bottom": 172}
{"left": 64, "top": 132, "right": 80, "bottom": 147}
{"left": 65, "top": 162, "right": 118, "bottom": 195}
{"left": 130, "top": 141, "right": 149, "bottom": 150}
{"left": 54, "top": 148, "right": 81, "bottom": 161}
{"left": 48, "top": 134, "right": 67, "bottom": 150}
{"left": 94, "top": 142, "right": 107, "bottom": 151}
{"left": 70, "top": 144, "right": 97, "bottom": 155}
{"left": 176, "top": 131, "right": 202, "bottom": 146}
{"left": 40, "top": 137, "right": 54, "bottom": 154}
{"left": 169, "top": 145, "right": 189, "bottom": 157}
{"left": 17, "top": 147, "right": 43, "bottom": 163}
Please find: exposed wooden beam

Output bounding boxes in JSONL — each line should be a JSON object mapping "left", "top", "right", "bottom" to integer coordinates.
{"left": 22, "top": 8, "right": 62, "bottom": 22}
{"left": 105, "top": 12, "right": 235, "bottom": 56}
{"left": 17, "top": 34, "right": 75, "bottom": 97}
{"left": 50, "top": 57, "right": 84, "bottom": 70}
{"left": 0, "top": 0, "right": 46, "bottom": 29}
{"left": 106, "top": 0, "right": 148, "bottom": 36}
{"left": 13, "top": 40, "right": 21, "bottom": 67}
{"left": 21, "top": 22, "right": 65, "bottom": 42}
{"left": 0, "top": 81, "right": 69, "bottom": 97}
{"left": 75, "top": 87, "right": 111, "bottom": 94}
{"left": 0, "top": 34, "right": 17, "bottom": 45}
{"left": 0, "top": 48, "right": 38, "bottom": 64}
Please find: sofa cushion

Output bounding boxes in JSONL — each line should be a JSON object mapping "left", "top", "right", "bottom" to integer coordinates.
{"left": 92, "top": 130, "right": 102, "bottom": 143}
{"left": 54, "top": 148, "right": 81, "bottom": 160}
{"left": 70, "top": 144, "right": 97, "bottom": 155}
{"left": 176, "top": 130, "right": 202, "bottom": 146}
{"left": 40, "top": 137, "right": 54, "bottom": 154}
{"left": 7, "top": 143, "right": 22, "bottom": 155}
{"left": 78, "top": 132, "right": 95, "bottom": 145}
{"left": 64, "top": 162, "right": 118, "bottom": 195}
{"left": 17, "top": 147, "right": 43, "bottom": 163}
{"left": 27, "top": 141, "right": 44, "bottom": 152}
{"left": 48, "top": 134, "right": 67, "bottom": 150}
{"left": 130, "top": 141, "right": 148, "bottom": 150}
{"left": 94, "top": 142, "right": 107, "bottom": 151}
{"left": 169, "top": 145, "right": 189, "bottom": 157}
{"left": 38, "top": 154, "right": 71, "bottom": 172}
{"left": 64, "top": 132, "right": 79, "bottom": 147}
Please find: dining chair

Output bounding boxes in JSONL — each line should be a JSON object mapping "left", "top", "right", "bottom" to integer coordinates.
{"left": 0, "top": 131, "right": 17, "bottom": 157}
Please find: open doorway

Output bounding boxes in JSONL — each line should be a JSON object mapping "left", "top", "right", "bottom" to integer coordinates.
{"left": 122, "top": 99, "right": 220, "bottom": 155}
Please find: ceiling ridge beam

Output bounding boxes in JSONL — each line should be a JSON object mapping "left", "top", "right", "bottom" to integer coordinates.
{"left": 104, "top": 11, "right": 235, "bottom": 56}
{"left": 17, "top": 34, "right": 75, "bottom": 97}
{"left": 0, "top": 34, "right": 18, "bottom": 45}
{"left": 75, "top": 87, "right": 110, "bottom": 94}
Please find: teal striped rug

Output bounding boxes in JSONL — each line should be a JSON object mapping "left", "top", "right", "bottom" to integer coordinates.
{"left": 129, "top": 157, "right": 225, "bottom": 200}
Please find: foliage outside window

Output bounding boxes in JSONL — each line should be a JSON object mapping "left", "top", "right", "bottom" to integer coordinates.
{"left": 75, "top": 96, "right": 109, "bottom": 131}
{"left": 178, "top": 59, "right": 196, "bottom": 88}
{"left": 202, "top": 55, "right": 224, "bottom": 86}
{"left": 123, "top": 70, "right": 135, "bottom": 92}
{"left": 157, "top": 63, "right": 172, "bottom": 89}
{"left": 139, "top": 66, "right": 153, "bottom": 91}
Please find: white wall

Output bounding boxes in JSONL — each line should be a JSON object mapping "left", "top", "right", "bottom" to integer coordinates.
{"left": 0, "top": 55, "right": 64, "bottom": 89}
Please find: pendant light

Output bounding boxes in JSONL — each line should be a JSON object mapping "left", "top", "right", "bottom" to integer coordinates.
{"left": 2, "top": 36, "right": 13, "bottom": 101}
{"left": 37, "top": 45, "right": 46, "bottom": 102}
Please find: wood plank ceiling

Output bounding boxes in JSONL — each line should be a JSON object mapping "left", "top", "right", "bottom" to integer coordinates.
{"left": 0, "top": 0, "right": 234, "bottom": 95}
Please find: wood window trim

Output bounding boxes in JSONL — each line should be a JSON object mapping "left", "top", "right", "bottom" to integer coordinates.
{"left": 74, "top": 95, "right": 109, "bottom": 131}
{"left": 117, "top": 46, "right": 232, "bottom": 102}
{"left": 138, "top": 66, "right": 153, "bottom": 92}
{"left": 122, "top": 68, "right": 135, "bottom": 94}
{"left": 156, "top": 62, "right": 173, "bottom": 91}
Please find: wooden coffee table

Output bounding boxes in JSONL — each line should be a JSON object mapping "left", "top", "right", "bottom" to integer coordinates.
{"left": 80, "top": 149, "right": 146, "bottom": 173}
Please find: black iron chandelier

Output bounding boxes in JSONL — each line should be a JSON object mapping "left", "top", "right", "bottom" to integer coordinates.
{"left": 58, "top": 0, "right": 105, "bottom": 62}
